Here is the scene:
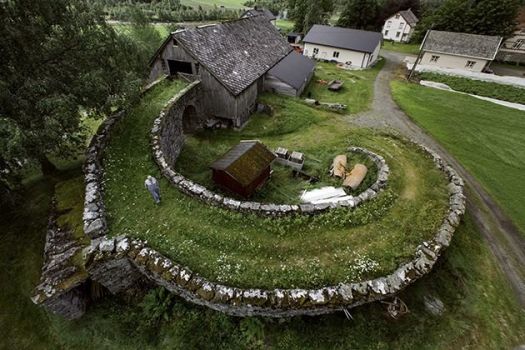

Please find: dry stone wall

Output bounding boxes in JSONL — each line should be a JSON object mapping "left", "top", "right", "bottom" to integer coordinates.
{"left": 35, "top": 81, "right": 466, "bottom": 319}
{"left": 151, "top": 86, "right": 391, "bottom": 216}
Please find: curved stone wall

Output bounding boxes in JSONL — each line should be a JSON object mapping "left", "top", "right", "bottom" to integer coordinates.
{"left": 151, "top": 84, "right": 390, "bottom": 216}
{"left": 73, "top": 83, "right": 465, "bottom": 318}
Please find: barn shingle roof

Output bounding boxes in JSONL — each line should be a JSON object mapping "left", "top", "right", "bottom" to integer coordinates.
{"left": 268, "top": 51, "right": 315, "bottom": 90}
{"left": 422, "top": 30, "right": 502, "bottom": 60}
{"left": 210, "top": 140, "right": 276, "bottom": 187}
{"left": 303, "top": 25, "right": 382, "bottom": 54}
{"left": 173, "top": 17, "right": 291, "bottom": 96}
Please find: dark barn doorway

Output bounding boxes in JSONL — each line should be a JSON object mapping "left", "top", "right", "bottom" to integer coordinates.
{"left": 167, "top": 60, "right": 193, "bottom": 76}
{"left": 182, "top": 105, "right": 198, "bottom": 133}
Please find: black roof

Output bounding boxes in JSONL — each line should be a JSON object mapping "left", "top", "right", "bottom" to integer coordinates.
{"left": 210, "top": 140, "right": 276, "bottom": 187}
{"left": 268, "top": 51, "right": 315, "bottom": 90}
{"left": 303, "top": 25, "right": 382, "bottom": 54}
{"left": 241, "top": 7, "right": 276, "bottom": 21}
{"left": 423, "top": 30, "right": 502, "bottom": 60}
{"left": 172, "top": 17, "right": 291, "bottom": 96}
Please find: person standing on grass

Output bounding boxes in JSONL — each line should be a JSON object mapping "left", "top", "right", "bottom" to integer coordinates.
{"left": 145, "top": 175, "right": 161, "bottom": 204}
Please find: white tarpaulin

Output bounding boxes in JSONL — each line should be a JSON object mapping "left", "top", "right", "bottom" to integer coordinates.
{"left": 300, "top": 186, "right": 350, "bottom": 204}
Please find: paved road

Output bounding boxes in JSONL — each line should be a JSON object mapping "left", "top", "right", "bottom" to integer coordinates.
{"left": 350, "top": 51, "right": 525, "bottom": 307}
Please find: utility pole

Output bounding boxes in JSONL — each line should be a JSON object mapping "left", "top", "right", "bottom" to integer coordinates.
{"left": 408, "top": 28, "right": 432, "bottom": 81}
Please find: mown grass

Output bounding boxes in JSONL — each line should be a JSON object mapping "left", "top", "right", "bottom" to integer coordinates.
{"left": 391, "top": 80, "right": 525, "bottom": 235}
{"left": 103, "top": 80, "right": 449, "bottom": 289}
{"left": 2, "top": 178, "right": 524, "bottom": 349}
{"left": 178, "top": 94, "right": 378, "bottom": 204}
{"left": 381, "top": 41, "right": 421, "bottom": 55}
{"left": 418, "top": 72, "right": 525, "bottom": 104}
{"left": 275, "top": 19, "right": 294, "bottom": 32}
{"left": 303, "top": 60, "right": 385, "bottom": 114}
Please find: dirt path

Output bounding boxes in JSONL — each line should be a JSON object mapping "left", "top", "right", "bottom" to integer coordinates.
{"left": 349, "top": 51, "right": 525, "bottom": 307}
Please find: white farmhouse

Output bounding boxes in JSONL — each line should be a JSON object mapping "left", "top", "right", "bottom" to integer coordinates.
{"left": 496, "top": 8, "right": 525, "bottom": 64}
{"left": 302, "top": 25, "right": 382, "bottom": 69}
{"left": 382, "top": 9, "right": 418, "bottom": 43}
{"left": 419, "top": 30, "right": 502, "bottom": 73}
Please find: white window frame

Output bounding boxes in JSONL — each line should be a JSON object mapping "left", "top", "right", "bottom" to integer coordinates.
{"left": 333, "top": 51, "right": 340, "bottom": 58}
{"left": 313, "top": 47, "right": 319, "bottom": 55}
{"left": 430, "top": 55, "right": 440, "bottom": 63}
{"left": 399, "top": 22, "right": 404, "bottom": 29}
{"left": 386, "top": 21, "right": 392, "bottom": 28}
{"left": 384, "top": 30, "right": 389, "bottom": 36}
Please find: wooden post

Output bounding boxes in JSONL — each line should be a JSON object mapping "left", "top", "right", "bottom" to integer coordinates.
{"left": 408, "top": 29, "right": 431, "bottom": 81}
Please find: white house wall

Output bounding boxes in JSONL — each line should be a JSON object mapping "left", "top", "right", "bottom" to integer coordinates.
{"left": 303, "top": 43, "right": 379, "bottom": 68}
{"left": 382, "top": 14, "right": 414, "bottom": 43}
{"left": 420, "top": 51, "right": 489, "bottom": 72}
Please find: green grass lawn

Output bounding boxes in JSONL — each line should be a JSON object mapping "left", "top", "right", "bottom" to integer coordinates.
{"left": 418, "top": 72, "right": 525, "bottom": 104}
{"left": 178, "top": 95, "right": 378, "bottom": 204}
{"left": 303, "top": 60, "right": 385, "bottom": 114}
{"left": 391, "top": 80, "right": 525, "bottom": 235}
{"left": 182, "top": 0, "right": 246, "bottom": 9}
{"left": 2, "top": 175, "right": 524, "bottom": 349}
{"left": 275, "top": 19, "right": 294, "bottom": 32}
{"left": 382, "top": 41, "right": 421, "bottom": 55}
{"left": 103, "top": 80, "right": 450, "bottom": 290}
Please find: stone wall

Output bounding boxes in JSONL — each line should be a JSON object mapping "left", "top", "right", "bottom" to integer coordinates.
{"left": 36, "top": 81, "right": 466, "bottom": 319}
{"left": 82, "top": 147, "right": 465, "bottom": 317}
{"left": 151, "top": 89, "right": 391, "bottom": 216}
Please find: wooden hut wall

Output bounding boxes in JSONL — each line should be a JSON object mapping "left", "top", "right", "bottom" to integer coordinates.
{"left": 235, "top": 81, "right": 259, "bottom": 127}
{"left": 199, "top": 69, "right": 238, "bottom": 124}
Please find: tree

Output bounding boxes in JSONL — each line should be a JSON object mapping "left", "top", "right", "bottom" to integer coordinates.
{"left": 414, "top": 0, "right": 520, "bottom": 41}
{"left": 0, "top": 0, "right": 143, "bottom": 191}
{"left": 292, "top": 0, "right": 308, "bottom": 31}
{"left": 304, "top": 0, "right": 324, "bottom": 32}
{"left": 337, "top": 0, "right": 379, "bottom": 30}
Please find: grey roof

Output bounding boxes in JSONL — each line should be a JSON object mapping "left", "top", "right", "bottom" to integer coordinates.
{"left": 210, "top": 140, "right": 276, "bottom": 187}
{"left": 173, "top": 17, "right": 291, "bottom": 96}
{"left": 268, "top": 51, "right": 315, "bottom": 90}
{"left": 423, "top": 30, "right": 503, "bottom": 60}
{"left": 399, "top": 9, "right": 418, "bottom": 26}
{"left": 241, "top": 7, "right": 276, "bottom": 21}
{"left": 303, "top": 25, "right": 382, "bottom": 53}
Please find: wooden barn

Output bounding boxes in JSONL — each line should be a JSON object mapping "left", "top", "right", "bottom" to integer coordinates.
{"left": 210, "top": 141, "right": 276, "bottom": 198}
{"left": 148, "top": 17, "right": 292, "bottom": 128}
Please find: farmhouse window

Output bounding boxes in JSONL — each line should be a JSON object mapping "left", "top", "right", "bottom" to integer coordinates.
{"left": 395, "top": 14, "right": 400, "bottom": 19}
{"left": 386, "top": 21, "right": 392, "bottom": 28}
{"left": 396, "top": 32, "right": 401, "bottom": 38}
{"left": 513, "top": 39, "right": 524, "bottom": 49}
{"left": 384, "top": 30, "right": 389, "bottom": 36}
{"left": 465, "top": 60, "right": 476, "bottom": 68}
{"left": 313, "top": 47, "right": 319, "bottom": 55}
{"left": 333, "top": 51, "right": 340, "bottom": 58}
{"left": 399, "top": 22, "right": 404, "bottom": 29}
{"left": 430, "top": 55, "right": 440, "bottom": 63}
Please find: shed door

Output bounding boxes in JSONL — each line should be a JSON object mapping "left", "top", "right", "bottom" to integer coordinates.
{"left": 167, "top": 60, "right": 193, "bottom": 76}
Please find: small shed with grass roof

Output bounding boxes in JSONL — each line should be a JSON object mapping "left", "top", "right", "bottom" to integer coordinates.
{"left": 210, "top": 140, "right": 276, "bottom": 198}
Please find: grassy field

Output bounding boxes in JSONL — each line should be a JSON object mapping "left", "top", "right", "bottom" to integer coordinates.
{"left": 382, "top": 41, "right": 420, "bottom": 55}
{"left": 182, "top": 0, "right": 246, "bottom": 9}
{"left": 103, "top": 79, "right": 450, "bottom": 289}
{"left": 2, "top": 174, "right": 524, "bottom": 349}
{"left": 391, "top": 81, "right": 525, "bottom": 235}
{"left": 418, "top": 72, "right": 525, "bottom": 104}
{"left": 304, "top": 60, "right": 385, "bottom": 114}
{"left": 275, "top": 19, "right": 294, "bottom": 32}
